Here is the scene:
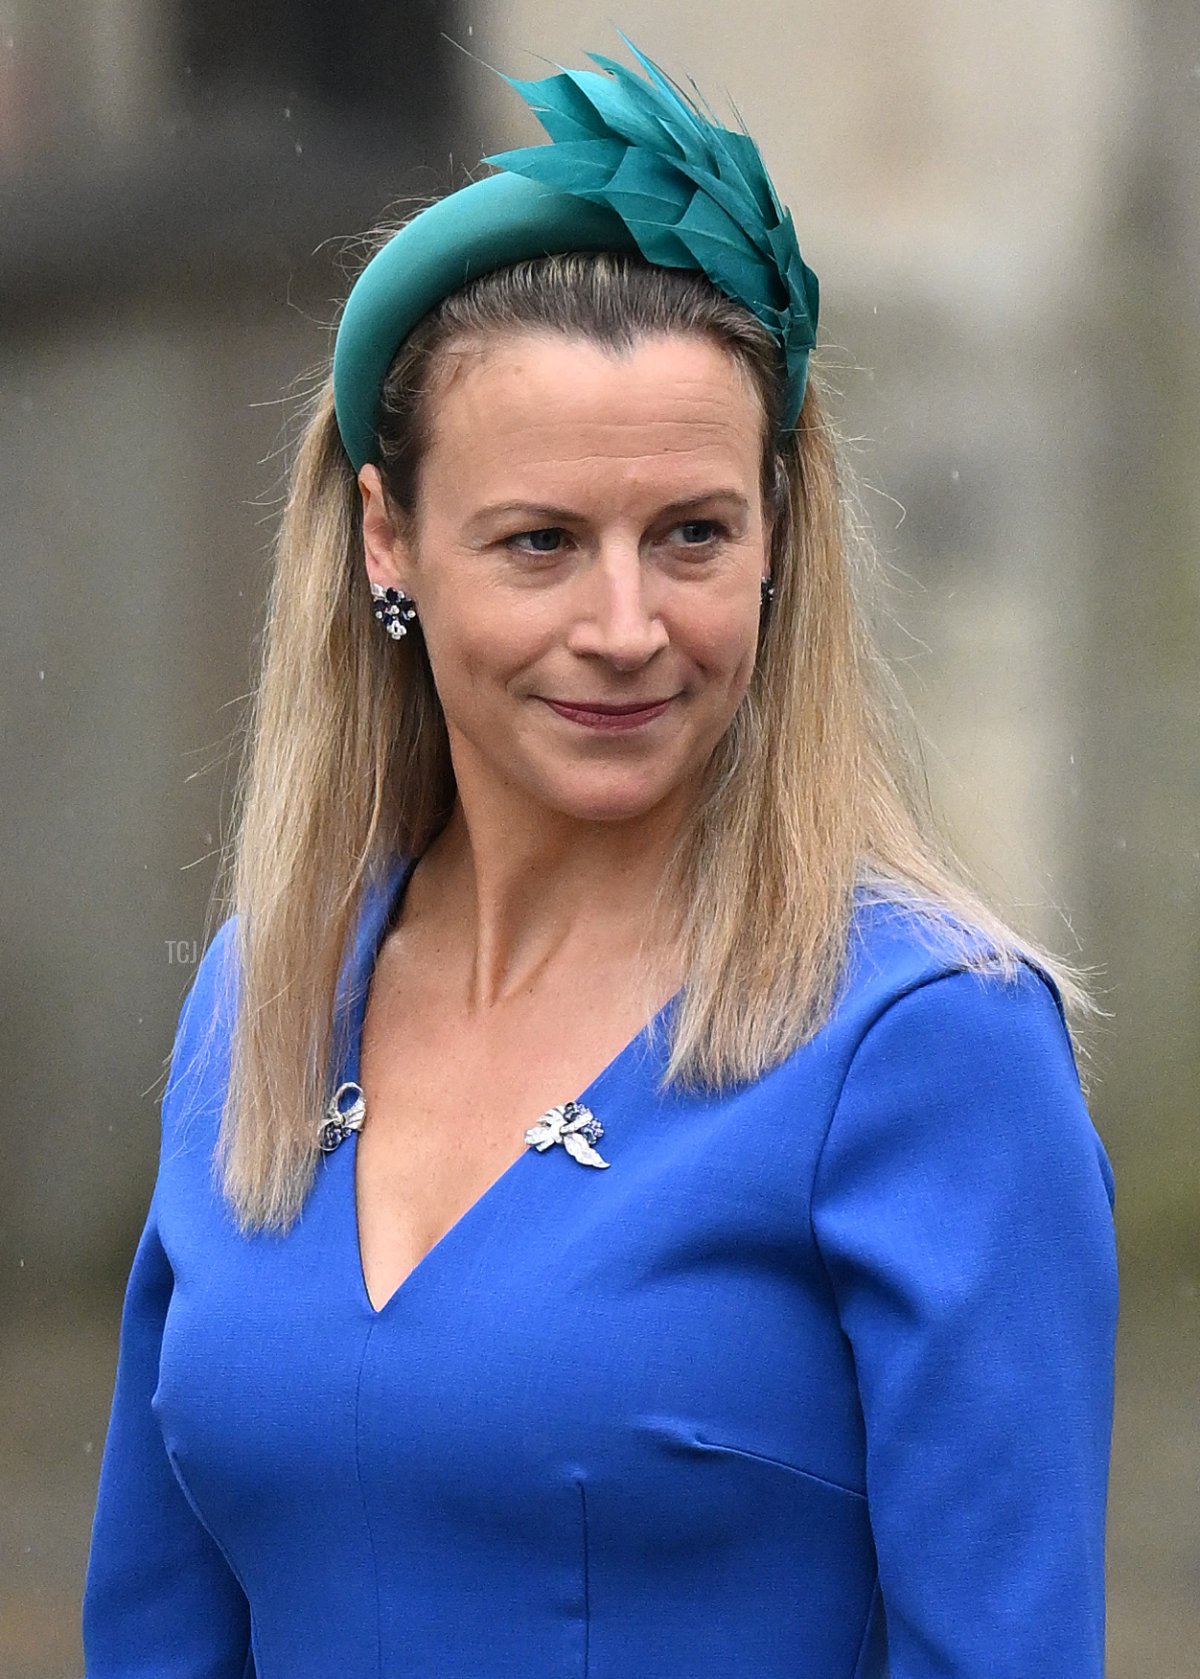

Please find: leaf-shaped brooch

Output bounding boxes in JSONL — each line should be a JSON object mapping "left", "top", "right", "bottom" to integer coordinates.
{"left": 524, "top": 1100, "right": 610, "bottom": 1168}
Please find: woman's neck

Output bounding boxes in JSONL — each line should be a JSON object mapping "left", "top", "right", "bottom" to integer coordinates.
{"left": 404, "top": 791, "right": 690, "bottom": 1015}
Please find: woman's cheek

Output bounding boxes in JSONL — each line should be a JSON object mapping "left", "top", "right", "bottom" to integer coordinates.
{"left": 678, "top": 608, "right": 760, "bottom": 685}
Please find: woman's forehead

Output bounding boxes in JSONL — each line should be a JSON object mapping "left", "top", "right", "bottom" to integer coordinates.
{"left": 423, "top": 331, "right": 764, "bottom": 500}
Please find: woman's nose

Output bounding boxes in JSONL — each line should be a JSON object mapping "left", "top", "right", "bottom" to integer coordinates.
{"left": 564, "top": 548, "right": 670, "bottom": 668}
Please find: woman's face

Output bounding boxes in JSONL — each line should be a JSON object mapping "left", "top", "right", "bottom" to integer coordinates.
{"left": 359, "top": 330, "right": 773, "bottom": 827}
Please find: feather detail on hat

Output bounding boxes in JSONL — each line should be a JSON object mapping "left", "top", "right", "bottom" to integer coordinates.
{"left": 481, "top": 30, "right": 819, "bottom": 429}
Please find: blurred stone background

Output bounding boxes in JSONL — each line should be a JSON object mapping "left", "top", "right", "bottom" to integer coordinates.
{"left": 1, "top": 2, "right": 1195, "bottom": 1673}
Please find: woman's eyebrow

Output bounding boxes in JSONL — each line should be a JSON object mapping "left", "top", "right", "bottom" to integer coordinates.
{"left": 464, "top": 490, "right": 751, "bottom": 531}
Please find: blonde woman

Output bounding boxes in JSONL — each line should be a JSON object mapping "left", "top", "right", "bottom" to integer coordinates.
{"left": 83, "top": 35, "right": 1117, "bottom": 1679}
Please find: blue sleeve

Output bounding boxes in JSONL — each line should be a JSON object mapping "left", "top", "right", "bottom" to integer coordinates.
{"left": 83, "top": 950, "right": 253, "bottom": 1678}
{"left": 810, "top": 961, "right": 1118, "bottom": 1679}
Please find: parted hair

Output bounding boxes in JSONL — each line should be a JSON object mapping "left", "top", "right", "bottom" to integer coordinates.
{"left": 199, "top": 224, "right": 1102, "bottom": 1234}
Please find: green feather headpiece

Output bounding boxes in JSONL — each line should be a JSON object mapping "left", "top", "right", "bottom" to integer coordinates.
{"left": 333, "top": 31, "right": 819, "bottom": 471}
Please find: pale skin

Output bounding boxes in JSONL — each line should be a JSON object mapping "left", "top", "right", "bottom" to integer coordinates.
{"left": 353, "top": 329, "right": 774, "bottom": 1313}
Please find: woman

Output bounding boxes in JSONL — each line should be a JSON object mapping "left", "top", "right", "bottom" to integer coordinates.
{"left": 83, "top": 33, "right": 1118, "bottom": 1679}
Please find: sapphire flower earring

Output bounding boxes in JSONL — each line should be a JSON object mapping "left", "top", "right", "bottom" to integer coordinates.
{"left": 370, "top": 581, "right": 418, "bottom": 640}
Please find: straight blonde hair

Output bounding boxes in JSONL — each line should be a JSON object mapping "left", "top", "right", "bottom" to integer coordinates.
{"left": 200, "top": 235, "right": 1104, "bottom": 1234}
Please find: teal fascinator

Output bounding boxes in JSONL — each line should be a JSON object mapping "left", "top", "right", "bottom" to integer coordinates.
{"left": 333, "top": 30, "right": 819, "bottom": 472}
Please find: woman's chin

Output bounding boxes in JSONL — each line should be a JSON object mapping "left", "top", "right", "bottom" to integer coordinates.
{"left": 529, "top": 763, "right": 689, "bottom": 826}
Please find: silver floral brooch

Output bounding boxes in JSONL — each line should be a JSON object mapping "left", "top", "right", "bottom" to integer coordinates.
{"left": 523, "top": 1100, "right": 610, "bottom": 1168}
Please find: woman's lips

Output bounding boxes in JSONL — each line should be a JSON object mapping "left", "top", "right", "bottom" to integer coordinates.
{"left": 540, "top": 696, "right": 676, "bottom": 731}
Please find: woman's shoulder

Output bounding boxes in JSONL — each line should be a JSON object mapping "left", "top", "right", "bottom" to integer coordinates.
{"left": 818, "top": 886, "right": 1115, "bottom": 1215}
{"left": 836, "top": 881, "right": 1072, "bottom": 1053}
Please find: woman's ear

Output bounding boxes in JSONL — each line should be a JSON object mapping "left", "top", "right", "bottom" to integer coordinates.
{"left": 357, "top": 464, "right": 414, "bottom": 593}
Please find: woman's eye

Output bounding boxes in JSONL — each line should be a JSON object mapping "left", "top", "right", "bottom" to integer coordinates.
{"left": 675, "top": 519, "right": 726, "bottom": 547}
{"left": 506, "top": 527, "right": 567, "bottom": 556}
{"left": 504, "top": 520, "right": 727, "bottom": 557}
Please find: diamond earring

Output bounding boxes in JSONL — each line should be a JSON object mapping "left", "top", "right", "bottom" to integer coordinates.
{"left": 370, "top": 581, "right": 418, "bottom": 640}
{"left": 760, "top": 575, "right": 775, "bottom": 611}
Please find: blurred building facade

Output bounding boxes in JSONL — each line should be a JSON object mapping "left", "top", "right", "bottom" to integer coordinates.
{"left": 1, "top": 2, "right": 1195, "bottom": 1673}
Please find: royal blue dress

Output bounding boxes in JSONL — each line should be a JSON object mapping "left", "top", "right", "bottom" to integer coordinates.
{"left": 83, "top": 852, "right": 1118, "bottom": 1678}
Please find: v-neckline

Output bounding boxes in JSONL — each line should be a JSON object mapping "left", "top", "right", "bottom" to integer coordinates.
{"left": 334, "top": 851, "right": 682, "bottom": 1321}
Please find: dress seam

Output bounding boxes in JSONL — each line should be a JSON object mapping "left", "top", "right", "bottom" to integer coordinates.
{"left": 692, "top": 1432, "right": 867, "bottom": 1500}
{"left": 162, "top": 1440, "right": 256, "bottom": 1670}
{"left": 575, "top": 1475, "right": 591, "bottom": 1679}
{"left": 808, "top": 965, "right": 982, "bottom": 1301}
{"left": 849, "top": 1575, "right": 882, "bottom": 1678}
{"left": 352, "top": 1321, "right": 384, "bottom": 1679}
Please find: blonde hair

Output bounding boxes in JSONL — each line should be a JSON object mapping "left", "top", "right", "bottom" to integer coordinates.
{"left": 201, "top": 227, "right": 1104, "bottom": 1234}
